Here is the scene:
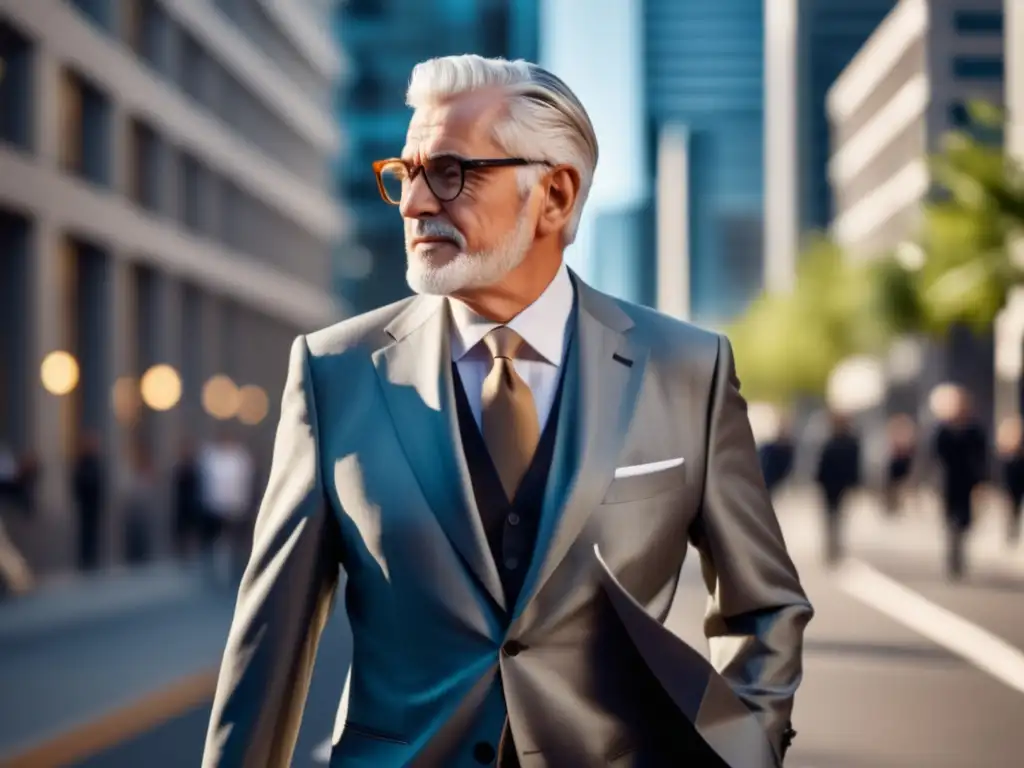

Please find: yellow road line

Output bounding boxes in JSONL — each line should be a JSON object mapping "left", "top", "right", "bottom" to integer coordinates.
{"left": 2, "top": 668, "right": 219, "bottom": 768}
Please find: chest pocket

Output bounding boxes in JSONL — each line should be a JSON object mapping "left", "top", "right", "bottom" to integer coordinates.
{"left": 602, "top": 458, "right": 686, "bottom": 505}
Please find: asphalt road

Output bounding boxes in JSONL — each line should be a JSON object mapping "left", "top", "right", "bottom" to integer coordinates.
{"left": 6, "top": 489, "right": 1024, "bottom": 768}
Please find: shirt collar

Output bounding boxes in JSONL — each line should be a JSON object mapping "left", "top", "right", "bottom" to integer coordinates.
{"left": 449, "top": 261, "right": 574, "bottom": 365}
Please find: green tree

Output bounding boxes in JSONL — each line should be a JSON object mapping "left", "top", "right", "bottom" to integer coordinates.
{"left": 728, "top": 235, "right": 878, "bottom": 403}
{"left": 912, "top": 100, "right": 1024, "bottom": 334}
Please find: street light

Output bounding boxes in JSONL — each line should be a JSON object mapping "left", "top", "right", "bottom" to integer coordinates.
{"left": 40, "top": 351, "right": 79, "bottom": 396}
{"left": 202, "top": 375, "right": 240, "bottom": 420}
{"left": 237, "top": 385, "right": 269, "bottom": 426}
{"left": 140, "top": 364, "right": 182, "bottom": 411}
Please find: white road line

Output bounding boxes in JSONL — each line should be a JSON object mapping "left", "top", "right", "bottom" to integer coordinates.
{"left": 836, "top": 559, "right": 1024, "bottom": 695}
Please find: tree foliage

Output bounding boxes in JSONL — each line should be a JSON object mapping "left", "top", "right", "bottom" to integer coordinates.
{"left": 726, "top": 99, "right": 1024, "bottom": 404}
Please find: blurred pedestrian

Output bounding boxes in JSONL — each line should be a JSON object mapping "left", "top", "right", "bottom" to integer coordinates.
{"left": 759, "top": 414, "right": 795, "bottom": 496}
{"left": 197, "top": 430, "right": 255, "bottom": 584}
{"left": 933, "top": 388, "right": 988, "bottom": 580}
{"left": 996, "top": 416, "right": 1024, "bottom": 547}
{"left": 71, "top": 432, "right": 106, "bottom": 571}
{"left": 172, "top": 441, "right": 202, "bottom": 559}
{"left": 884, "top": 414, "right": 917, "bottom": 516}
{"left": 815, "top": 411, "right": 861, "bottom": 565}
{"left": 0, "top": 442, "right": 33, "bottom": 596}
{"left": 123, "top": 447, "right": 159, "bottom": 565}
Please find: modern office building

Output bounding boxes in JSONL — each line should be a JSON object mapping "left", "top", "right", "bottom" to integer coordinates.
{"left": 0, "top": 0, "right": 346, "bottom": 570}
{"left": 333, "top": 0, "right": 539, "bottom": 316}
{"left": 828, "top": 0, "right": 1004, "bottom": 427}
{"left": 828, "top": 0, "right": 1004, "bottom": 259}
{"left": 645, "top": 0, "right": 766, "bottom": 326}
{"left": 764, "top": 0, "right": 896, "bottom": 293}
{"left": 995, "top": 0, "right": 1024, "bottom": 421}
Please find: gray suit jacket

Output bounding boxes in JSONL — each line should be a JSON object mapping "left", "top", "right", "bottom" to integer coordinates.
{"left": 202, "top": 274, "right": 813, "bottom": 768}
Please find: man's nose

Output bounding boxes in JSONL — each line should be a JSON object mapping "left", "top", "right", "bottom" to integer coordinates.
{"left": 399, "top": 172, "right": 442, "bottom": 219}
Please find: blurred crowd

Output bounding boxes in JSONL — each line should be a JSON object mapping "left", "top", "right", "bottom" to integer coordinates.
{"left": 5, "top": 381, "right": 1024, "bottom": 595}
{"left": 0, "top": 433, "right": 264, "bottom": 598}
{"left": 760, "top": 384, "right": 1024, "bottom": 581}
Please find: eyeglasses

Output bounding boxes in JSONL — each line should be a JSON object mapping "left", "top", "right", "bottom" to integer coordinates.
{"left": 372, "top": 155, "right": 549, "bottom": 205}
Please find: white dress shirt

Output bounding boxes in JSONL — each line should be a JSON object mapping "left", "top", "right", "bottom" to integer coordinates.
{"left": 449, "top": 262, "right": 575, "bottom": 432}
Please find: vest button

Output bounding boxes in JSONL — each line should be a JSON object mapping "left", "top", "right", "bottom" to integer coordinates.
{"left": 507, "top": 512, "right": 520, "bottom": 526}
{"left": 504, "top": 557, "right": 519, "bottom": 571}
{"left": 473, "top": 741, "right": 496, "bottom": 764}
{"left": 503, "top": 640, "right": 525, "bottom": 657}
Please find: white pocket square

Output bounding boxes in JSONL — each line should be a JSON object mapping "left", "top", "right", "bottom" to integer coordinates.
{"left": 613, "top": 457, "right": 685, "bottom": 479}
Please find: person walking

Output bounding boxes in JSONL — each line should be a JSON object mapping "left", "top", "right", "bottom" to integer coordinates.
{"left": 815, "top": 411, "right": 861, "bottom": 566}
{"left": 203, "top": 55, "right": 811, "bottom": 768}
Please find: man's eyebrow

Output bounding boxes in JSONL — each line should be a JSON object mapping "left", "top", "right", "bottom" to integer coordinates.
{"left": 425, "top": 151, "right": 468, "bottom": 161}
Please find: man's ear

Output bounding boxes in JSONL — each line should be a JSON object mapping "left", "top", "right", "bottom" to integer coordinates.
{"left": 536, "top": 165, "right": 581, "bottom": 239}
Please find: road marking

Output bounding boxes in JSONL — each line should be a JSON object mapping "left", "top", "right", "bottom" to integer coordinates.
{"left": 1, "top": 668, "right": 219, "bottom": 768}
{"left": 836, "top": 559, "right": 1024, "bottom": 695}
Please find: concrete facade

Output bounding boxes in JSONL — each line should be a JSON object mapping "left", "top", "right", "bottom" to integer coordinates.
{"left": 827, "top": 0, "right": 1005, "bottom": 429}
{"left": 0, "top": 0, "right": 346, "bottom": 573}
{"left": 828, "top": 0, "right": 1004, "bottom": 259}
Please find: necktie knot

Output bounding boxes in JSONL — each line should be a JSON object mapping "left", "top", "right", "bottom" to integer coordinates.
{"left": 484, "top": 326, "right": 525, "bottom": 361}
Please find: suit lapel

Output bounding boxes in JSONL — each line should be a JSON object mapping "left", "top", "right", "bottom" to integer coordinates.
{"left": 512, "top": 277, "right": 649, "bottom": 621}
{"left": 371, "top": 297, "right": 506, "bottom": 611}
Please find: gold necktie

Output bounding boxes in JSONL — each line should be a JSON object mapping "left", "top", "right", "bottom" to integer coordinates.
{"left": 481, "top": 327, "right": 541, "bottom": 500}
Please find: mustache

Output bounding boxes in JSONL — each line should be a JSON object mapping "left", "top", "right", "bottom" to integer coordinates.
{"left": 409, "top": 219, "right": 467, "bottom": 249}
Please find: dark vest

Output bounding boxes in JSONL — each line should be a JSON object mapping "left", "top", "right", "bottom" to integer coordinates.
{"left": 451, "top": 360, "right": 567, "bottom": 611}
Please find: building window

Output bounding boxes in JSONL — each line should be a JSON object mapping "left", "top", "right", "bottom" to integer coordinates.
{"left": 345, "top": 0, "right": 387, "bottom": 18}
{"left": 479, "top": 4, "right": 511, "bottom": 59}
{"left": 68, "top": 0, "right": 114, "bottom": 34}
{"left": 177, "top": 29, "right": 205, "bottom": 102}
{"left": 0, "top": 20, "right": 34, "bottom": 151}
{"left": 952, "top": 56, "right": 1003, "bottom": 80}
{"left": 125, "top": 0, "right": 168, "bottom": 73}
{"left": 953, "top": 10, "right": 1003, "bottom": 35}
{"left": 128, "top": 117, "right": 161, "bottom": 212}
{"left": 60, "top": 68, "right": 113, "bottom": 187}
{"left": 179, "top": 152, "right": 202, "bottom": 232}
{"left": 349, "top": 70, "right": 383, "bottom": 110}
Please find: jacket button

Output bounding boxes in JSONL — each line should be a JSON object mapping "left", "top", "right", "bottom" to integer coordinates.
{"left": 473, "top": 741, "right": 496, "bottom": 764}
{"left": 502, "top": 640, "right": 525, "bottom": 657}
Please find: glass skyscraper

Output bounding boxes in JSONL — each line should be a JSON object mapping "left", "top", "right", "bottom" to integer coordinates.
{"left": 644, "top": 0, "right": 765, "bottom": 325}
{"left": 797, "top": 0, "right": 898, "bottom": 233}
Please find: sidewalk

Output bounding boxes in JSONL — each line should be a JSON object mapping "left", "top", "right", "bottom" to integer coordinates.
{"left": 0, "top": 559, "right": 211, "bottom": 643}
{"left": 775, "top": 484, "right": 1024, "bottom": 575}
{"left": 0, "top": 561, "right": 236, "bottom": 761}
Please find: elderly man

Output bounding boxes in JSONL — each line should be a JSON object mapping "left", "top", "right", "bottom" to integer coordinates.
{"left": 203, "top": 55, "right": 812, "bottom": 768}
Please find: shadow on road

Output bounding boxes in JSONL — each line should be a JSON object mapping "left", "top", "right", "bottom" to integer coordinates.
{"left": 804, "top": 638, "right": 961, "bottom": 665}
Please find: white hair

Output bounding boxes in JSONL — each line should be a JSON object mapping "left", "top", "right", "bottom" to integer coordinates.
{"left": 406, "top": 54, "right": 599, "bottom": 245}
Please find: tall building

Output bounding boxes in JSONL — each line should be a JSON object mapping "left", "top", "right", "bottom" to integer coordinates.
{"left": 827, "top": 0, "right": 1004, "bottom": 427}
{"left": 828, "top": 0, "right": 1004, "bottom": 259}
{"left": 995, "top": 0, "right": 1024, "bottom": 422}
{"left": 0, "top": 0, "right": 346, "bottom": 570}
{"left": 764, "top": 0, "right": 897, "bottom": 294}
{"left": 333, "top": 0, "right": 540, "bottom": 316}
{"left": 645, "top": 0, "right": 766, "bottom": 326}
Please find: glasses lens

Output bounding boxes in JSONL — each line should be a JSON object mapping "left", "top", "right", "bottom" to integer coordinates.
{"left": 424, "top": 156, "right": 463, "bottom": 201}
{"left": 378, "top": 162, "right": 406, "bottom": 204}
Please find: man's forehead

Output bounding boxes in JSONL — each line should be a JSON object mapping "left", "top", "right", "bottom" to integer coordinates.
{"left": 403, "top": 89, "right": 507, "bottom": 158}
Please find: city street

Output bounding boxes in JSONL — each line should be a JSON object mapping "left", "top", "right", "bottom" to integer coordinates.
{"left": 2, "top": 489, "right": 1023, "bottom": 768}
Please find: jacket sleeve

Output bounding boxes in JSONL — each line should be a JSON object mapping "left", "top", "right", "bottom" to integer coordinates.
{"left": 203, "top": 335, "right": 343, "bottom": 768}
{"left": 689, "top": 335, "right": 814, "bottom": 763}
